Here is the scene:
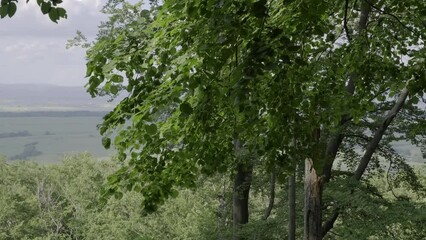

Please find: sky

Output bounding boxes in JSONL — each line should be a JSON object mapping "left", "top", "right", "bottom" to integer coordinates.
{"left": 0, "top": 0, "right": 109, "bottom": 87}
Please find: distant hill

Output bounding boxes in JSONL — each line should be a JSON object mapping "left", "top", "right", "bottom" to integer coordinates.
{"left": 0, "top": 84, "right": 120, "bottom": 112}
{"left": 0, "top": 111, "right": 108, "bottom": 118}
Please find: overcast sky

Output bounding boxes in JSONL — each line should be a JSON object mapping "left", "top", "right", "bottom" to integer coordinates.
{"left": 0, "top": 0, "right": 111, "bottom": 87}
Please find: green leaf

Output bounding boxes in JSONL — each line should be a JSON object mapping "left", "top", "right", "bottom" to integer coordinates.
{"left": 102, "top": 137, "right": 111, "bottom": 149}
{"left": 377, "top": 95, "right": 386, "bottom": 101}
{"left": 7, "top": 2, "right": 15, "bottom": 17}
{"left": 41, "top": 2, "right": 51, "bottom": 14}
{"left": 102, "top": 60, "right": 116, "bottom": 73}
{"left": 52, "top": 0, "right": 63, "bottom": 6}
{"left": 110, "top": 85, "right": 119, "bottom": 95}
{"left": 0, "top": 5, "right": 7, "bottom": 18}
{"left": 56, "top": 7, "right": 66, "bottom": 18}
{"left": 48, "top": 8, "right": 58, "bottom": 23}
{"left": 145, "top": 123, "right": 157, "bottom": 135}
{"left": 140, "top": 9, "right": 150, "bottom": 18}
{"left": 111, "top": 74, "right": 123, "bottom": 83}
{"left": 36, "top": 0, "right": 43, "bottom": 6}
{"left": 113, "top": 134, "right": 122, "bottom": 146}
{"left": 179, "top": 102, "right": 193, "bottom": 115}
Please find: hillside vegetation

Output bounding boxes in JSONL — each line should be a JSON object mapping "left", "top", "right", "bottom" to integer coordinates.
{"left": 0, "top": 154, "right": 425, "bottom": 239}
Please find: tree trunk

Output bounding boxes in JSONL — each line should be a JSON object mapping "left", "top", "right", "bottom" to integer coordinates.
{"left": 323, "top": 134, "right": 345, "bottom": 182}
{"left": 263, "top": 172, "right": 276, "bottom": 220}
{"left": 288, "top": 173, "right": 296, "bottom": 240}
{"left": 217, "top": 193, "right": 226, "bottom": 240}
{"left": 233, "top": 162, "right": 253, "bottom": 240}
{"left": 304, "top": 159, "right": 323, "bottom": 240}
{"left": 314, "top": 1, "right": 373, "bottom": 238}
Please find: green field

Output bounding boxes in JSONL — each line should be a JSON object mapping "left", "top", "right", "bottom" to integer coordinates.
{"left": 0, "top": 115, "right": 114, "bottom": 163}
{"left": 0, "top": 113, "right": 423, "bottom": 165}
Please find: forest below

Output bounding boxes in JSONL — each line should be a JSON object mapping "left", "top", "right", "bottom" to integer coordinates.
{"left": 1, "top": 154, "right": 425, "bottom": 239}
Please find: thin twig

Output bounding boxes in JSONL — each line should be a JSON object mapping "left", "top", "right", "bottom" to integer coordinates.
{"left": 385, "top": 155, "right": 399, "bottom": 199}
{"left": 343, "top": 0, "right": 352, "bottom": 42}
{"left": 363, "top": 0, "right": 424, "bottom": 38}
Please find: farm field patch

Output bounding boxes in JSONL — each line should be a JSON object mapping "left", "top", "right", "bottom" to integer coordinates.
{"left": 0, "top": 115, "right": 113, "bottom": 163}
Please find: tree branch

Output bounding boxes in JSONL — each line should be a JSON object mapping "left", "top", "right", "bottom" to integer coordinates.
{"left": 323, "top": 134, "right": 345, "bottom": 182}
{"left": 362, "top": 0, "right": 424, "bottom": 38}
{"left": 354, "top": 88, "right": 409, "bottom": 180}
{"left": 344, "top": 133, "right": 371, "bottom": 143}
{"left": 322, "top": 207, "right": 340, "bottom": 237}
{"left": 359, "top": 0, "right": 371, "bottom": 32}
{"left": 343, "top": 0, "right": 352, "bottom": 42}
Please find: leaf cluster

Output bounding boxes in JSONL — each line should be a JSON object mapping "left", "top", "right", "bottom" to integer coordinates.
{"left": 0, "top": 0, "right": 66, "bottom": 22}
{"left": 85, "top": 0, "right": 426, "bottom": 214}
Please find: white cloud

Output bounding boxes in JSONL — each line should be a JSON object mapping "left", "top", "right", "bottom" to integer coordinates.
{"left": 0, "top": 0, "right": 108, "bottom": 86}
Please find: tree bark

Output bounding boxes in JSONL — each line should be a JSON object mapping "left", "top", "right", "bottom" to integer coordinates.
{"left": 233, "top": 162, "right": 253, "bottom": 240}
{"left": 288, "top": 173, "right": 296, "bottom": 240}
{"left": 304, "top": 158, "right": 323, "bottom": 240}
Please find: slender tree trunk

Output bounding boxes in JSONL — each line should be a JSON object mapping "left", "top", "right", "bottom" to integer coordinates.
{"left": 263, "top": 172, "right": 276, "bottom": 220}
{"left": 217, "top": 192, "right": 226, "bottom": 240}
{"left": 304, "top": 158, "right": 323, "bottom": 240}
{"left": 313, "top": 2, "right": 373, "bottom": 238}
{"left": 354, "top": 88, "right": 409, "bottom": 180}
{"left": 288, "top": 173, "right": 296, "bottom": 240}
{"left": 233, "top": 162, "right": 253, "bottom": 240}
{"left": 323, "top": 134, "right": 345, "bottom": 182}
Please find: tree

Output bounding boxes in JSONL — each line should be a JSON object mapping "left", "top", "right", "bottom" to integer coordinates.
{"left": 303, "top": 0, "right": 426, "bottom": 238}
{"left": 0, "top": 0, "right": 67, "bottom": 22}
{"left": 84, "top": 0, "right": 426, "bottom": 239}
{"left": 86, "top": 1, "right": 325, "bottom": 238}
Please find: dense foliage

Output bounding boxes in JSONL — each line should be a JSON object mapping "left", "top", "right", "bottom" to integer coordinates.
{"left": 0, "top": 154, "right": 216, "bottom": 239}
{"left": 0, "top": 155, "right": 425, "bottom": 239}
{"left": 86, "top": 0, "right": 426, "bottom": 200}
